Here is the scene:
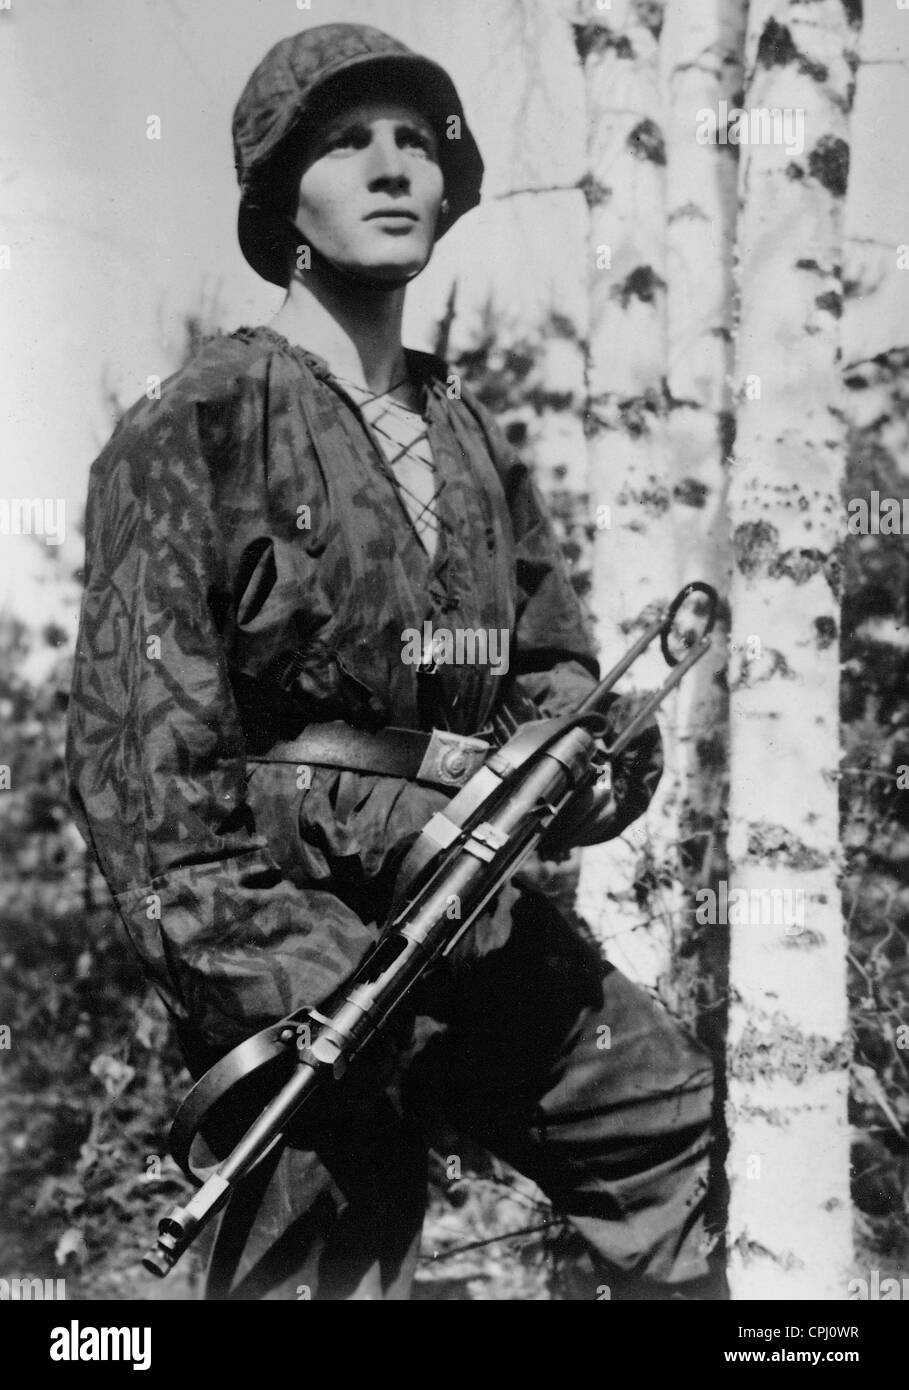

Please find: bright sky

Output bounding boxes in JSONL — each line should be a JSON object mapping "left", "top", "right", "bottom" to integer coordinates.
{"left": 1, "top": 0, "right": 906, "bottom": 670}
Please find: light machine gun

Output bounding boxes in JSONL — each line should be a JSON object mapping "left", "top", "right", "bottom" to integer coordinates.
{"left": 143, "top": 581, "right": 719, "bottom": 1277}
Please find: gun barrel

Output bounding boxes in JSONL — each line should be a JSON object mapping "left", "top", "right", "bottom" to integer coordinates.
{"left": 142, "top": 1173, "right": 232, "bottom": 1277}
{"left": 142, "top": 1061, "right": 320, "bottom": 1277}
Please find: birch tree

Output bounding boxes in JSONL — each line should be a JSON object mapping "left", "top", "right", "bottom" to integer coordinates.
{"left": 724, "top": 0, "right": 858, "bottom": 1299}
{"left": 573, "top": 0, "right": 678, "bottom": 991}
{"left": 657, "top": 0, "right": 745, "bottom": 1020}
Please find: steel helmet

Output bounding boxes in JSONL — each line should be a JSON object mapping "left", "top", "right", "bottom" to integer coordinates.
{"left": 232, "top": 23, "right": 484, "bottom": 287}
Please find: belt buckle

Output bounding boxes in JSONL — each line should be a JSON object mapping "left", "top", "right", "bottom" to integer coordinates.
{"left": 417, "top": 729, "right": 490, "bottom": 788}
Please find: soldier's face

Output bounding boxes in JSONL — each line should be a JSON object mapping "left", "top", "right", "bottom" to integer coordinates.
{"left": 293, "top": 99, "right": 445, "bottom": 283}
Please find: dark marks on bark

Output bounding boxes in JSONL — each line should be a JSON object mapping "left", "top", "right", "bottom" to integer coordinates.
{"left": 734, "top": 521, "right": 841, "bottom": 590}
{"left": 756, "top": 18, "right": 799, "bottom": 69}
{"left": 814, "top": 615, "right": 837, "bottom": 649}
{"left": 733, "top": 519, "right": 780, "bottom": 578}
{"left": 719, "top": 411, "right": 737, "bottom": 463}
{"left": 842, "top": 0, "right": 863, "bottom": 29}
{"left": 731, "top": 1013, "right": 850, "bottom": 1085}
{"left": 627, "top": 119, "right": 666, "bottom": 165}
{"left": 808, "top": 136, "right": 850, "bottom": 198}
{"left": 815, "top": 290, "right": 843, "bottom": 319}
{"left": 674, "top": 477, "right": 710, "bottom": 509}
{"left": 577, "top": 173, "right": 611, "bottom": 209}
{"left": 612, "top": 265, "right": 667, "bottom": 308}
{"left": 632, "top": 0, "right": 665, "bottom": 40}
{"left": 572, "top": 23, "right": 634, "bottom": 63}
{"left": 756, "top": 18, "right": 829, "bottom": 83}
{"left": 745, "top": 822, "right": 829, "bottom": 871}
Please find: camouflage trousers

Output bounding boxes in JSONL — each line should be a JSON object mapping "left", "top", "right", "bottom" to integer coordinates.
{"left": 182, "top": 883, "right": 721, "bottom": 1301}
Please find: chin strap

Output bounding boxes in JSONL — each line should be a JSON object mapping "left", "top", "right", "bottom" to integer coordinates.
{"left": 285, "top": 216, "right": 434, "bottom": 292}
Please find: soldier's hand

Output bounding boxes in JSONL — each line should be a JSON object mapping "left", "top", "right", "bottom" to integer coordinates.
{"left": 538, "top": 708, "right": 663, "bottom": 857}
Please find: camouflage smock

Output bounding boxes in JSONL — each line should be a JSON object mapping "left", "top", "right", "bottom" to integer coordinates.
{"left": 66, "top": 326, "right": 616, "bottom": 1048}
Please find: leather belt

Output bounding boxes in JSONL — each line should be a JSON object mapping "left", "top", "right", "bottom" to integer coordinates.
{"left": 247, "top": 723, "right": 492, "bottom": 790}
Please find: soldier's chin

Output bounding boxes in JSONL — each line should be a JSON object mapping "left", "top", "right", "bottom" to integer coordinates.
{"left": 352, "top": 250, "right": 432, "bottom": 283}
{"left": 347, "top": 236, "right": 435, "bottom": 283}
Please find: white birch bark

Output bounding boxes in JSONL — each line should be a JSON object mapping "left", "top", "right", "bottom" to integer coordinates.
{"left": 656, "top": 0, "right": 746, "bottom": 1020}
{"left": 573, "top": 0, "right": 677, "bottom": 991}
{"left": 725, "top": 0, "right": 858, "bottom": 1300}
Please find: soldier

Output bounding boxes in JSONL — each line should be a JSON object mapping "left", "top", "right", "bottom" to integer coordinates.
{"left": 67, "top": 23, "right": 720, "bottom": 1300}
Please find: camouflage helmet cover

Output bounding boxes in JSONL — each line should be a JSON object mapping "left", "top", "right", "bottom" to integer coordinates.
{"left": 232, "top": 23, "right": 484, "bottom": 286}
